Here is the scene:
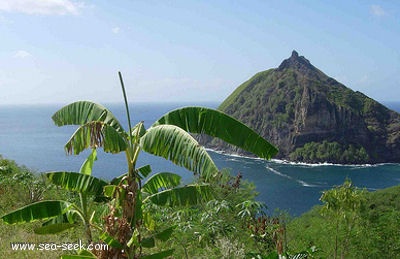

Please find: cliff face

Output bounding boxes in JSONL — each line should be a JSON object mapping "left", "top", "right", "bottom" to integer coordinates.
{"left": 203, "top": 51, "right": 400, "bottom": 164}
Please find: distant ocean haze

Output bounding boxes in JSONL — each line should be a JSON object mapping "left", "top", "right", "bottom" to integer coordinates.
{"left": 0, "top": 102, "right": 399, "bottom": 216}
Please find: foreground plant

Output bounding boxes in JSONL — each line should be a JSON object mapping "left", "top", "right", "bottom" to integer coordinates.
{"left": 1, "top": 149, "right": 108, "bottom": 258}
{"left": 2, "top": 72, "right": 278, "bottom": 258}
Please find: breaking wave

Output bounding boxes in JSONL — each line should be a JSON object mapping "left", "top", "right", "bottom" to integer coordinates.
{"left": 265, "top": 165, "right": 318, "bottom": 187}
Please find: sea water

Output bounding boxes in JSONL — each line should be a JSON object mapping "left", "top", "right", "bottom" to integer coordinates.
{"left": 0, "top": 102, "right": 399, "bottom": 216}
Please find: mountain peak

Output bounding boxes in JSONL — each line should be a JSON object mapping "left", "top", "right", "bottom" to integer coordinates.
{"left": 278, "top": 50, "right": 314, "bottom": 72}
{"left": 211, "top": 50, "right": 400, "bottom": 164}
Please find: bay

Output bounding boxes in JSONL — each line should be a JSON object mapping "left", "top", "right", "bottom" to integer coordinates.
{"left": 0, "top": 102, "right": 399, "bottom": 216}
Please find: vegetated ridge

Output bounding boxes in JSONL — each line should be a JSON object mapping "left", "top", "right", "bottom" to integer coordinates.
{"left": 201, "top": 51, "right": 400, "bottom": 164}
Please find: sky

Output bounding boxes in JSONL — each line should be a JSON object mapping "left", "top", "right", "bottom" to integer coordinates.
{"left": 0, "top": 0, "right": 399, "bottom": 105}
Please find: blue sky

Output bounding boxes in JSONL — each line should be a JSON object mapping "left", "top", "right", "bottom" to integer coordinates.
{"left": 0, "top": 0, "right": 399, "bottom": 105}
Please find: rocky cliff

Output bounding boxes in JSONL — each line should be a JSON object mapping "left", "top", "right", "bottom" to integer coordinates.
{"left": 202, "top": 51, "right": 400, "bottom": 164}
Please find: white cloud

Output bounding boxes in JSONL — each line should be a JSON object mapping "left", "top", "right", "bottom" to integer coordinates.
{"left": 0, "top": 0, "right": 85, "bottom": 15}
{"left": 112, "top": 27, "right": 120, "bottom": 34}
{"left": 370, "top": 5, "right": 386, "bottom": 17}
{"left": 13, "top": 50, "right": 32, "bottom": 58}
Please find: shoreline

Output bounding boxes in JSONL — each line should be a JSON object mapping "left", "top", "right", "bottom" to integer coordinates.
{"left": 205, "top": 148, "right": 400, "bottom": 168}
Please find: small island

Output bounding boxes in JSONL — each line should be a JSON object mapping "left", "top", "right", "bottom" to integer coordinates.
{"left": 202, "top": 51, "right": 400, "bottom": 164}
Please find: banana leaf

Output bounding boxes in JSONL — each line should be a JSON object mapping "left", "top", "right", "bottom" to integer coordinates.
{"left": 153, "top": 107, "right": 278, "bottom": 159}
{"left": 52, "top": 101, "right": 128, "bottom": 154}
{"left": 52, "top": 101, "right": 125, "bottom": 133}
{"left": 142, "top": 172, "right": 181, "bottom": 195}
{"left": 79, "top": 149, "right": 97, "bottom": 175}
{"left": 140, "top": 124, "right": 218, "bottom": 179}
{"left": 144, "top": 184, "right": 214, "bottom": 207}
{"left": 46, "top": 171, "right": 108, "bottom": 196}
{"left": 1, "top": 200, "right": 71, "bottom": 224}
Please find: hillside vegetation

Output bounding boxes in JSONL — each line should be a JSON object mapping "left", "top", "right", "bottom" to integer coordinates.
{"left": 1, "top": 155, "right": 400, "bottom": 258}
{"left": 287, "top": 181, "right": 400, "bottom": 258}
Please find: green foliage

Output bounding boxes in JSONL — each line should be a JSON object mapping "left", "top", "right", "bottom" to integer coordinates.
{"left": 0, "top": 156, "right": 48, "bottom": 205}
{"left": 2, "top": 72, "right": 279, "bottom": 258}
{"left": 152, "top": 106, "right": 278, "bottom": 161}
{"left": 140, "top": 169, "right": 290, "bottom": 258}
{"left": 38, "top": 72, "right": 278, "bottom": 258}
{"left": 2, "top": 200, "right": 72, "bottom": 224}
{"left": 1, "top": 149, "right": 110, "bottom": 259}
{"left": 289, "top": 141, "right": 370, "bottom": 164}
{"left": 219, "top": 69, "right": 274, "bottom": 111}
{"left": 287, "top": 180, "right": 400, "bottom": 258}
{"left": 0, "top": 156, "right": 86, "bottom": 258}
{"left": 320, "top": 179, "right": 366, "bottom": 258}
{"left": 140, "top": 124, "right": 219, "bottom": 180}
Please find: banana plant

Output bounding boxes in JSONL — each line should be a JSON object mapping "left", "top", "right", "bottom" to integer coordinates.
{"left": 46, "top": 72, "right": 278, "bottom": 258}
{"left": 123, "top": 168, "right": 214, "bottom": 258}
{"left": 101, "top": 165, "right": 215, "bottom": 258}
{"left": 1, "top": 149, "right": 107, "bottom": 258}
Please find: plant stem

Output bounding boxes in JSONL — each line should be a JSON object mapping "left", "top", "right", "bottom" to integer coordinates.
{"left": 118, "top": 72, "right": 133, "bottom": 145}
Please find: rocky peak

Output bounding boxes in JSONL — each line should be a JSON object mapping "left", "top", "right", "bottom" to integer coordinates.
{"left": 204, "top": 51, "right": 400, "bottom": 164}
{"left": 278, "top": 50, "right": 315, "bottom": 73}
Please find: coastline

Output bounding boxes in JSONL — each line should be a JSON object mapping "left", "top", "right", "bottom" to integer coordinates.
{"left": 205, "top": 148, "right": 400, "bottom": 168}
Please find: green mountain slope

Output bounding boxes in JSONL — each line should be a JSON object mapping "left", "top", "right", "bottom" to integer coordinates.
{"left": 203, "top": 51, "right": 400, "bottom": 164}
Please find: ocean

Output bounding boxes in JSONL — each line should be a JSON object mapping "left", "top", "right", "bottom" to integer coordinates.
{"left": 1, "top": 102, "right": 400, "bottom": 216}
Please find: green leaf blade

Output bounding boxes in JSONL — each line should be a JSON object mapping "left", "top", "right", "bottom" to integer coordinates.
{"left": 52, "top": 101, "right": 125, "bottom": 133}
{"left": 52, "top": 101, "right": 128, "bottom": 155}
{"left": 140, "top": 124, "right": 219, "bottom": 180}
{"left": 146, "top": 184, "right": 214, "bottom": 207}
{"left": 153, "top": 107, "right": 278, "bottom": 159}
{"left": 1, "top": 200, "right": 71, "bottom": 224}
{"left": 79, "top": 149, "right": 97, "bottom": 175}
{"left": 143, "top": 172, "right": 181, "bottom": 195}
{"left": 46, "top": 172, "right": 108, "bottom": 196}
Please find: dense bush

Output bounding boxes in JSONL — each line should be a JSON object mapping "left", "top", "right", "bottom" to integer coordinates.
{"left": 287, "top": 182, "right": 400, "bottom": 258}
{"left": 289, "top": 141, "right": 369, "bottom": 164}
{"left": 0, "top": 156, "right": 83, "bottom": 258}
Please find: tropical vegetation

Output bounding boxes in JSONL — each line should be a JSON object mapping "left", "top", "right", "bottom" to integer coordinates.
{"left": 289, "top": 141, "right": 370, "bottom": 164}
{"left": 2, "top": 155, "right": 400, "bottom": 258}
{"left": 288, "top": 181, "right": 400, "bottom": 258}
{"left": 1, "top": 72, "right": 279, "bottom": 258}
